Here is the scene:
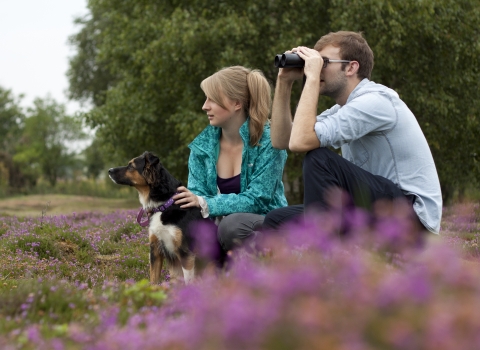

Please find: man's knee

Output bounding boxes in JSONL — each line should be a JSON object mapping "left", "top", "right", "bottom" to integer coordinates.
{"left": 263, "top": 205, "right": 304, "bottom": 230}
{"left": 263, "top": 209, "right": 281, "bottom": 230}
{"left": 304, "top": 147, "right": 332, "bottom": 169}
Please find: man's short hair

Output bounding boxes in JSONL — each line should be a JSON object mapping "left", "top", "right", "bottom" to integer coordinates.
{"left": 314, "top": 31, "right": 374, "bottom": 80}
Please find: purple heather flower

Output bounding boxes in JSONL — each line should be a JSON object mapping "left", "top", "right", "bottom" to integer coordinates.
{"left": 26, "top": 326, "right": 41, "bottom": 343}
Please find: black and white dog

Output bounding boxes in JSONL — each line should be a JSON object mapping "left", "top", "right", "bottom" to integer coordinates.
{"left": 108, "top": 151, "right": 207, "bottom": 284}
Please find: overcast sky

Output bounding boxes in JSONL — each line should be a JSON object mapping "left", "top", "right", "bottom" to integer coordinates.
{"left": 0, "top": 0, "right": 89, "bottom": 115}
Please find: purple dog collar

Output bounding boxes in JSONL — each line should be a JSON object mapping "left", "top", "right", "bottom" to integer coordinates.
{"left": 136, "top": 193, "right": 179, "bottom": 227}
{"left": 136, "top": 208, "right": 150, "bottom": 227}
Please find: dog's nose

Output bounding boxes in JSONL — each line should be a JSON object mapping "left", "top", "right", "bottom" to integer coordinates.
{"left": 108, "top": 168, "right": 114, "bottom": 174}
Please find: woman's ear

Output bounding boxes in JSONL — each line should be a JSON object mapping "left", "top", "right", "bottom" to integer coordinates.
{"left": 234, "top": 100, "right": 242, "bottom": 111}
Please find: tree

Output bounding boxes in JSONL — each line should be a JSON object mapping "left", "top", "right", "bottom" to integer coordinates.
{"left": 82, "top": 136, "right": 106, "bottom": 179}
{"left": 328, "top": 0, "right": 480, "bottom": 201}
{"left": 68, "top": 0, "right": 480, "bottom": 203}
{"left": 67, "top": 13, "right": 115, "bottom": 108}
{"left": 0, "top": 87, "right": 28, "bottom": 192}
{"left": 14, "top": 97, "right": 86, "bottom": 187}
{"left": 0, "top": 86, "right": 24, "bottom": 154}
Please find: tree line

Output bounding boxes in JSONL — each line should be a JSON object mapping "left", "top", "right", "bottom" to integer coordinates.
{"left": 0, "top": 88, "right": 105, "bottom": 196}
{"left": 3, "top": 0, "right": 479, "bottom": 203}
{"left": 67, "top": 0, "right": 480, "bottom": 203}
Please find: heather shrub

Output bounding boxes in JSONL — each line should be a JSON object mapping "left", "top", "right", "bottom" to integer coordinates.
{"left": 97, "top": 240, "right": 117, "bottom": 255}
{"left": 0, "top": 222, "right": 7, "bottom": 237}
{"left": 0, "top": 210, "right": 149, "bottom": 284}
{"left": 0, "top": 279, "right": 92, "bottom": 330}
{"left": 109, "top": 221, "right": 142, "bottom": 243}
{"left": 56, "top": 230, "right": 92, "bottom": 251}
{"left": 8, "top": 235, "right": 61, "bottom": 260}
{"left": 0, "top": 279, "right": 167, "bottom": 336}
{"left": 0, "top": 203, "right": 479, "bottom": 349}
{"left": 60, "top": 214, "right": 477, "bottom": 350}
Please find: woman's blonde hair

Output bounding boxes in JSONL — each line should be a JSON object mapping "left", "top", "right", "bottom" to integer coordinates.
{"left": 200, "top": 66, "right": 271, "bottom": 146}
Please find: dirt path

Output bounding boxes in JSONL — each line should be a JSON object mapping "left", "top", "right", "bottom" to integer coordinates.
{"left": 0, "top": 194, "right": 139, "bottom": 217}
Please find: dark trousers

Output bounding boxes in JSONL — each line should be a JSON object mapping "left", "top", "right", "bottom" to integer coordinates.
{"left": 264, "top": 148, "right": 414, "bottom": 230}
{"left": 214, "top": 213, "right": 265, "bottom": 267}
{"left": 217, "top": 213, "right": 265, "bottom": 252}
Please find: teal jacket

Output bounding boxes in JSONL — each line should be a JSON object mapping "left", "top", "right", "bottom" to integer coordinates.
{"left": 187, "top": 119, "right": 288, "bottom": 217}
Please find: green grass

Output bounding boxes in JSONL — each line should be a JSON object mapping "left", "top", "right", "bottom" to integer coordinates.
{"left": 0, "top": 178, "right": 140, "bottom": 200}
{"left": 0, "top": 194, "right": 139, "bottom": 217}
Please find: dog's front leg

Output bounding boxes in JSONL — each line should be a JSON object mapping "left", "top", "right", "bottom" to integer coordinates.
{"left": 181, "top": 254, "right": 196, "bottom": 284}
{"left": 149, "top": 235, "right": 164, "bottom": 284}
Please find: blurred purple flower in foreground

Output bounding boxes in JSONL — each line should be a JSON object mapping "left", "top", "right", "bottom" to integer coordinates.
{"left": 1, "top": 204, "right": 480, "bottom": 349}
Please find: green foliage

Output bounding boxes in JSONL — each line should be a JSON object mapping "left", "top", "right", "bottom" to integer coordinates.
{"left": 13, "top": 97, "right": 87, "bottom": 187}
{"left": 0, "top": 87, "right": 24, "bottom": 154}
{"left": 0, "top": 87, "right": 98, "bottom": 195}
{"left": 83, "top": 137, "right": 107, "bottom": 179}
{"left": 67, "top": 13, "right": 116, "bottom": 107}
{"left": 68, "top": 0, "right": 480, "bottom": 203}
{"left": 0, "top": 87, "right": 30, "bottom": 194}
{"left": 328, "top": 0, "right": 480, "bottom": 202}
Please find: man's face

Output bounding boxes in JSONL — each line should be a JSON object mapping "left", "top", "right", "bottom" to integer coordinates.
{"left": 318, "top": 45, "right": 348, "bottom": 100}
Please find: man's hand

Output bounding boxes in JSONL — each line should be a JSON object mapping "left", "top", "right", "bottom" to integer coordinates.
{"left": 277, "top": 50, "right": 305, "bottom": 84}
{"left": 294, "top": 46, "right": 323, "bottom": 82}
{"left": 173, "top": 186, "right": 200, "bottom": 208}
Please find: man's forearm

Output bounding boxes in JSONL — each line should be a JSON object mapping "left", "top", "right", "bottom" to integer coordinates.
{"left": 289, "top": 78, "right": 321, "bottom": 152}
{"left": 271, "top": 79, "right": 294, "bottom": 150}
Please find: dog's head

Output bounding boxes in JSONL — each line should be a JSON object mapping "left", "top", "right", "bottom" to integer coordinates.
{"left": 108, "top": 151, "right": 181, "bottom": 202}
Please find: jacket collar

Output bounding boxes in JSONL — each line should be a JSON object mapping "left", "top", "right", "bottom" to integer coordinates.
{"left": 189, "top": 118, "right": 251, "bottom": 155}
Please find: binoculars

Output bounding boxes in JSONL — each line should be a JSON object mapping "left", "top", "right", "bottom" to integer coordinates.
{"left": 274, "top": 52, "right": 304, "bottom": 68}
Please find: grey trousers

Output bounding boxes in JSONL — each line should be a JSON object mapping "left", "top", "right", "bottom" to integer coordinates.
{"left": 217, "top": 213, "right": 265, "bottom": 252}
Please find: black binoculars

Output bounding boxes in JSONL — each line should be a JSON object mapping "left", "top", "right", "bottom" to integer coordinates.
{"left": 274, "top": 52, "right": 305, "bottom": 68}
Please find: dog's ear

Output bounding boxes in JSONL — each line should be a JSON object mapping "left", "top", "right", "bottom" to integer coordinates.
{"left": 144, "top": 151, "right": 159, "bottom": 167}
{"left": 143, "top": 152, "right": 161, "bottom": 186}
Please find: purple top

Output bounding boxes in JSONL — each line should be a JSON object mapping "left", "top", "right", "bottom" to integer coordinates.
{"left": 217, "top": 173, "right": 241, "bottom": 194}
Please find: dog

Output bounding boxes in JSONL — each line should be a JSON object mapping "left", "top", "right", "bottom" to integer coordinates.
{"left": 108, "top": 151, "right": 207, "bottom": 284}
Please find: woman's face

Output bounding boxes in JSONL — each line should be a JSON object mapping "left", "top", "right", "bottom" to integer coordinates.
{"left": 202, "top": 95, "right": 239, "bottom": 128}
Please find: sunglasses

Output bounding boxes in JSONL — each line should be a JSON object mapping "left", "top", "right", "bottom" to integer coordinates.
{"left": 322, "top": 57, "right": 352, "bottom": 68}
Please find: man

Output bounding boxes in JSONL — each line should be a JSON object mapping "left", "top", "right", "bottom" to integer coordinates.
{"left": 265, "top": 31, "right": 442, "bottom": 234}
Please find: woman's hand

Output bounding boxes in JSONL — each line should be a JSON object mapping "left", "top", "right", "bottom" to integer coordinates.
{"left": 173, "top": 186, "right": 200, "bottom": 208}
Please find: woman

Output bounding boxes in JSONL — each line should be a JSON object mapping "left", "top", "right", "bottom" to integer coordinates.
{"left": 173, "top": 66, "right": 288, "bottom": 253}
